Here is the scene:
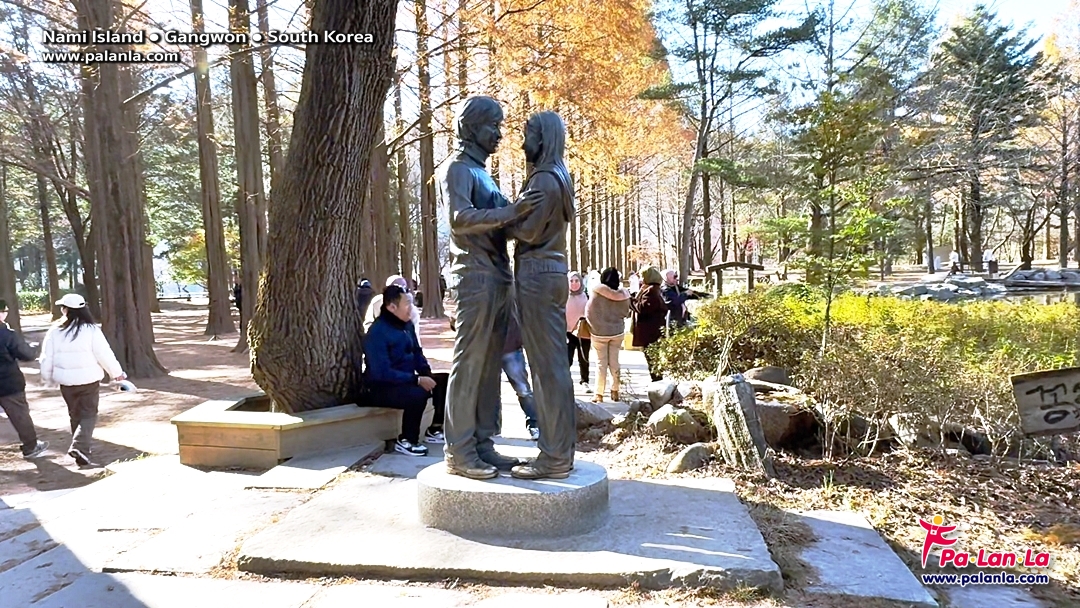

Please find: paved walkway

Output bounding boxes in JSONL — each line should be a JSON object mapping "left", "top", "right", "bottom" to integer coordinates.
{"left": 0, "top": 346, "right": 660, "bottom": 607}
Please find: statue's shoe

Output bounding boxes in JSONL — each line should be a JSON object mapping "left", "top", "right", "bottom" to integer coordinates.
{"left": 510, "top": 461, "right": 573, "bottom": 480}
{"left": 478, "top": 451, "right": 524, "bottom": 471}
{"left": 445, "top": 461, "right": 498, "bottom": 480}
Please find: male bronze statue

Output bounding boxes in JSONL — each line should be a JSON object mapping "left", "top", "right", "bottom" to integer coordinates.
{"left": 441, "top": 96, "right": 541, "bottom": 480}
{"left": 508, "top": 111, "right": 577, "bottom": 480}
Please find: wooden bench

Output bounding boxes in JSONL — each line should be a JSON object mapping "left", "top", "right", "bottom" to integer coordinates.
{"left": 171, "top": 393, "right": 428, "bottom": 469}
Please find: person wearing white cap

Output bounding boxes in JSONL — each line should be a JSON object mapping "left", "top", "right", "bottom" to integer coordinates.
{"left": 38, "top": 293, "right": 126, "bottom": 467}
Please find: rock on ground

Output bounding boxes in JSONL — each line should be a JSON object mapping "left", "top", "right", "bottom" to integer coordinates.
{"left": 575, "top": 399, "right": 615, "bottom": 429}
{"left": 627, "top": 399, "right": 657, "bottom": 419}
{"left": 646, "top": 404, "right": 709, "bottom": 445}
{"left": 743, "top": 366, "right": 791, "bottom": 386}
{"left": 647, "top": 381, "right": 682, "bottom": 409}
{"left": 666, "top": 443, "right": 713, "bottom": 473}
{"left": 756, "top": 400, "right": 818, "bottom": 450}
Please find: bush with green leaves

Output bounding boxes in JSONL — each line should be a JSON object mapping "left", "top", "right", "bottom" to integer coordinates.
{"left": 651, "top": 287, "right": 1080, "bottom": 454}
{"left": 16, "top": 291, "right": 53, "bottom": 313}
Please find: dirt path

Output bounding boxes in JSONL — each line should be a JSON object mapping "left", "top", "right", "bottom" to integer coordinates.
{"left": 0, "top": 302, "right": 458, "bottom": 496}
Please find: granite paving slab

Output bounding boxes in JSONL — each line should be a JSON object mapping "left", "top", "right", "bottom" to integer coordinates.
{"left": 0, "top": 522, "right": 56, "bottom": 574}
{"left": 248, "top": 443, "right": 383, "bottom": 490}
{"left": 104, "top": 490, "right": 306, "bottom": 574}
{"left": 797, "top": 510, "right": 937, "bottom": 607}
{"left": 0, "top": 488, "right": 77, "bottom": 511}
{"left": 471, "top": 592, "right": 609, "bottom": 607}
{"left": 303, "top": 583, "right": 472, "bottom": 607}
{"left": 0, "top": 544, "right": 87, "bottom": 606}
{"left": 0, "top": 506, "right": 39, "bottom": 542}
{"left": 945, "top": 585, "right": 1049, "bottom": 608}
{"left": 29, "top": 571, "right": 320, "bottom": 607}
{"left": 365, "top": 443, "right": 444, "bottom": 477}
{"left": 237, "top": 473, "right": 781, "bottom": 592}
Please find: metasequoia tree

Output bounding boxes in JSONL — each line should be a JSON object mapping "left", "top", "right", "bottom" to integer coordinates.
{"left": 0, "top": 152, "right": 17, "bottom": 332}
{"left": 248, "top": 0, "right": 397, "bottom": 412}
{"left": 414, "top": 0, "right": 443, "bottom": 317}
{"left": 228, "top": 0, "right": 268, "bottom": 350}
{"left": 74, "top": 0, "right": 165, "bottom": 377}
{"left": 191, "top": 0, "right": 235, "bottom": 336}
{"left": 254, "top": 0, "right": 286, "bottom": 195}
{"left": 488, "top": 0, "right": 686, "bottom": 266}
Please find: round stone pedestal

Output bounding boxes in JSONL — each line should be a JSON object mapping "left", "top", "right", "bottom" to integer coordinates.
{"left": 417, "top": 461, "right": 609, "bottom": 538}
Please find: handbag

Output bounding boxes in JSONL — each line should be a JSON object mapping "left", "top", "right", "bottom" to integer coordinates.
{"left": 574, "top": 317, "right": 592, "bottom": 340}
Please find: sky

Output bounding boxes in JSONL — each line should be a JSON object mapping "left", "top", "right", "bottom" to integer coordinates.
{"left": 933, "top": 0, "right": 1073, "bottom": 37}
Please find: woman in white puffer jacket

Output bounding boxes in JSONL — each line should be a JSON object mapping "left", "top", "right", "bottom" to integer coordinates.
{"left": 39, "top": 293, "right": 126, "bottom": 467}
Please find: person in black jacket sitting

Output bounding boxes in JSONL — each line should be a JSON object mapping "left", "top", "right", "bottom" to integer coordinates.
{"left": 0, "top": 300, "right": 48, "bottom": 459}
{"left": 363, "top": 285, "right": 446, "bottom": 456}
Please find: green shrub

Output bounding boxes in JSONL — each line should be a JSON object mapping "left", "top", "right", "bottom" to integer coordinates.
{"left": 651, "top": 287, "right": 1080, "bottom": 452}
{"left": 16, "top": 291, "right": 52, "bottom": 313}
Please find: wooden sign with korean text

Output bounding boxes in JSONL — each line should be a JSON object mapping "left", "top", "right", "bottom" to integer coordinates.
{"left": 1010, "top": 367, "right": 1080, "bottom": 436}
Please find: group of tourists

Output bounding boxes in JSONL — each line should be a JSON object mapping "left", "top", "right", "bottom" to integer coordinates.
{"left": 0, "top": 294, "right": 128, "bottom": 468}
{"left": 563, "top": 265, "right": 707, "bottom": 388}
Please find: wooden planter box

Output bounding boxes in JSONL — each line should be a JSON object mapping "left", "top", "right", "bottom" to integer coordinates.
{"left": 171, "top": 393, "right": 409, "bottom": 469}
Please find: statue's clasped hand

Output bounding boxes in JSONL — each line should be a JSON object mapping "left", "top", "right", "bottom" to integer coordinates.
{"left": 514, "top": 190, "right": 544, "bottom": 215}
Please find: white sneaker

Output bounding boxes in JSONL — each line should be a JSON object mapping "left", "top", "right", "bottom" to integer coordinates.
{"left": 23, "top": 440, "right": 48, "bottom": 459}
{"left": 527, "top": 426, "right": 540, "bottom": 441}
{"left": 424, "top": 429, "right": 445, "bottom": 444}
{"left": 394, "top": 438, "right": 428, "bottom": 457}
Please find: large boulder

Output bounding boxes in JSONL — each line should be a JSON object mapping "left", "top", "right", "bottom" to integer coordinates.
{"left": 575, "top": 398, "right": 615, "bottom": 429}
{"left": 946, "top": 276, "right": 987, "bottom": 289}
{"left": 647, "top": 404, "right": 710, "bottom": 444}
{"left": 887, "top": 414, "right": 991, "bottom": 455}
{"left": 896, "top": 284, "right": 929, "bottom": 297}
{"left": 666, "top": 442, "right": 713, "bottom": 473}
{"left": 747, "top": 378, "right": 801, "bottom": 395}
{"left": 647, "top": 381, "right": 683, "bottom": 409}
{"left": 756, "top": 400, "right": 819, "bottom": 449}
{"left": 743, "top": 366, "right": 792, "bottom": 386}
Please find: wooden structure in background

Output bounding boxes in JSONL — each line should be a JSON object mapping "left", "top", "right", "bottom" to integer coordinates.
{"left": 706, "top": 261, "right": 765, "bottom": 296}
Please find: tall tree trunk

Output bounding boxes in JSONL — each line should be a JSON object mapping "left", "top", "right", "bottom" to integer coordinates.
{"left": 371, "top": 119, "right": 395, "bottom": 285}
{"left": 1045, "top": 198, "right": 1054, "bottom": 262}
{"left": 37, "top": 175, "right": 61, "bottom": 319}
{"left": 229, "top": 0, "right": 268, "bottom": 351}
{"left": 702, "top": 171, "right": 712, "bottom": 269}
{"left": 191, "top": 0, "right": 236, "bottom": 336}
{"left": 569, "top": 184, "right": 579, "bottom": 270}
{"left": 1059, "top": 119, "right": 1071, "bottom": 268}
{"left": 0, "top": 162, "right": 19, "bottom": 332}
{"left": 415, "top": 0, "right": 443, "bottom": 318}
{"left": 966, "top": 176, "right": 984, "bottom": 272}
{"left": 254, "top": 0, "right": 285, "bottom": 196}
{"left": 925, "top": 194, "right": 935, "bottom": 273}
{"left": 394, "top": 72, "right": 413, "bottom": 281}
{"left": 65, "top": 112, "right": 99, "bottom": 317}
{"left": 249, "top": 0, "right": 397, "bottom": 413}
{"left": 118, "top": 68, "right": 161, "bottom": 316}
{"left": 76, "top": 0, "right": 165, "bottom": 377}
{"left": 679, "top": 124, "right": 707, "bottom": 281}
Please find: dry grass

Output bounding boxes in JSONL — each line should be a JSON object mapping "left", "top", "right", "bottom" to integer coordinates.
{"left": 587, "top": 428, "right": 1080, "bottom": 605}
{"left": 718, "top": 450, "right": 1080, "bottom": 605}
{"left": 745, "top": 503, "right": 817, "bottom": 588}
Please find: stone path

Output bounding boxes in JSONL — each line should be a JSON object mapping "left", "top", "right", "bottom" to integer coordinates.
{"left": 0, "top": 347, "right": 1051, "bottom": 606}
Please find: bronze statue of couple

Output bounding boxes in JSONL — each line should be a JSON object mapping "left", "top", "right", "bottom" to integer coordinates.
{"left": 440, "top": 96, "right": 576, "bottom": 481}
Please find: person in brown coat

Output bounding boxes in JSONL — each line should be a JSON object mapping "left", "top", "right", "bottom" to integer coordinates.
{"left": 631, "top": 266, "right": 667, "bottom": 381}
